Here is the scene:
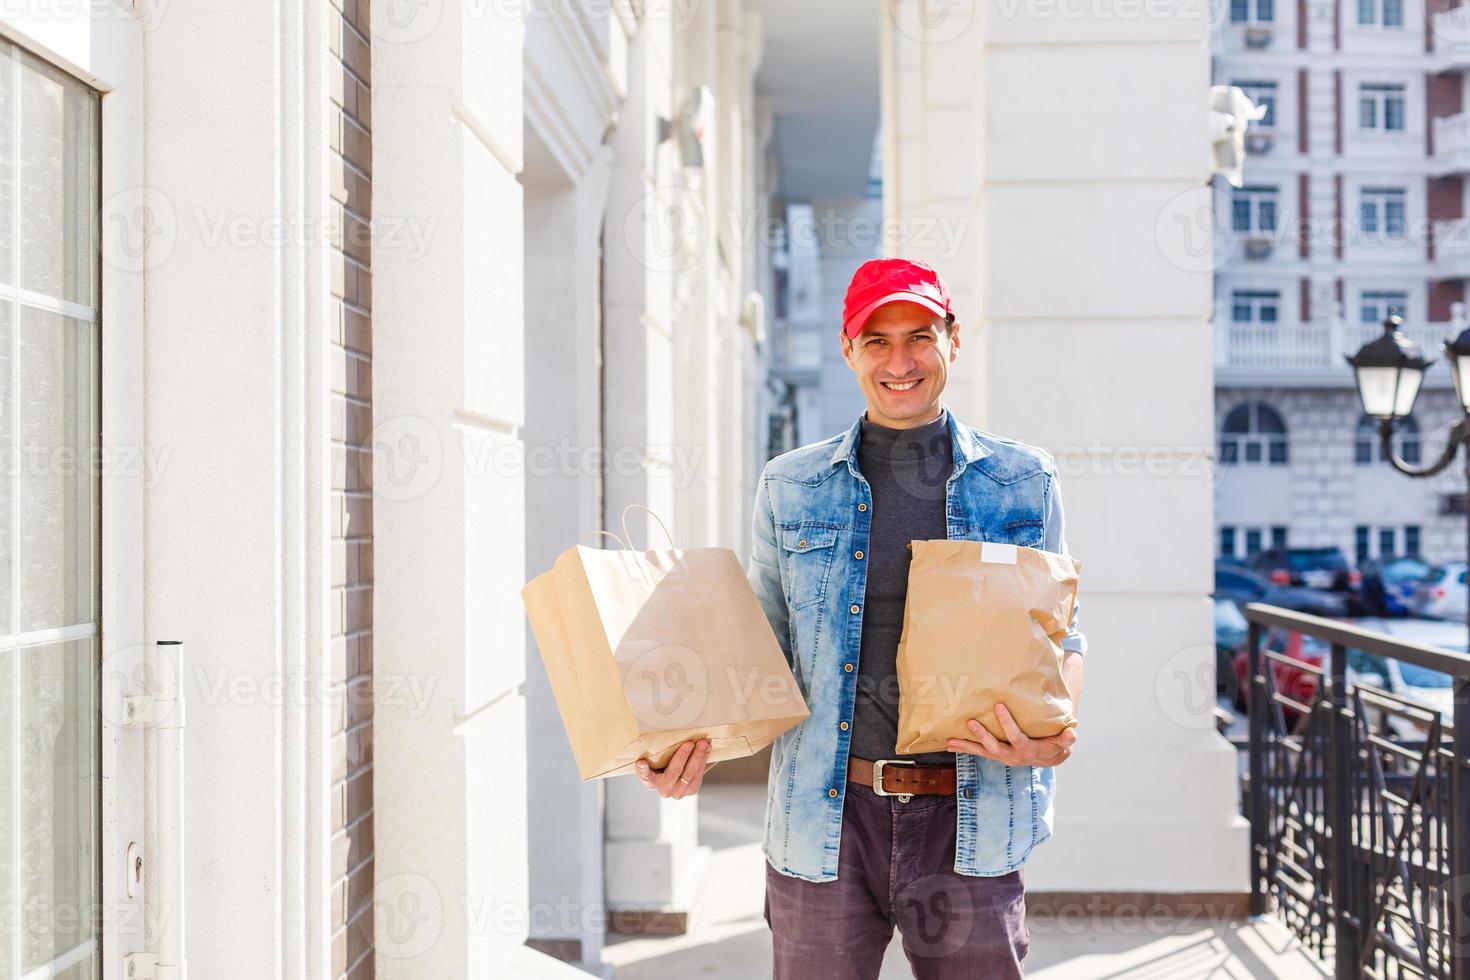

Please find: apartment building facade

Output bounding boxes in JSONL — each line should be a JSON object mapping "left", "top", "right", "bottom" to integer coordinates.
{"left": 1214, "top": 0, "right": 1470, "bottom": 566}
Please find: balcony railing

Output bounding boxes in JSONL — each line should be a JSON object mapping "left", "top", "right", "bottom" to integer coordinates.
{"left": 1432, "top": 7, "right": 1470, "bottom": 69}
{"left": 1434, "top": 114, "right": 1470, "bottom": 177}
{"left": 1217, "top": 313, "right": 1466, "bottom": 373}
{"left": 1438, "top": 220, "right": 1470, "bottom": 280}
{"left": 1242, "top": 604, "right": 1470, "bottom": 979}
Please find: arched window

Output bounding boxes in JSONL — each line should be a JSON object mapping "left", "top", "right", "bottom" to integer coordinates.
{"left": 1220, "top": 401, "right": 1289, "bottom": 466}
{"left": 1354, "top": 413, "right": 1419, "bottom": 466}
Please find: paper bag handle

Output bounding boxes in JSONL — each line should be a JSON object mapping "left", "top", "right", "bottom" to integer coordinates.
{"left": 620, "top": 504, "right": 676, "bottom": 551}
{"left": 579, "top": 529, "right": 631, "bottom": 550}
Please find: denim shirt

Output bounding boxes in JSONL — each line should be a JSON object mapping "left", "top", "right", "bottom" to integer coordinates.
{"left": 747, "top": 404, "right": 1087, "bottom": 882}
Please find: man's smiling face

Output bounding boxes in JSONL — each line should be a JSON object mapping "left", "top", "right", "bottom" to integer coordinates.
{"left": 841, "top": 300, "right": 959, "bottom": 429}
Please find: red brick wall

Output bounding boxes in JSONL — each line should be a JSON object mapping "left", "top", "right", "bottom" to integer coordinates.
{"left": 329, "top": 0, "right": 374, "bottom": 977}
{"left": 1299, "top": 173, "right": 1311, "bottom": 258}
{"left": 1430, "top": 280, "right": 1466, "bottom": 321}
{"left": 1427, "top": 73, "right": 1463, "bottom": 155}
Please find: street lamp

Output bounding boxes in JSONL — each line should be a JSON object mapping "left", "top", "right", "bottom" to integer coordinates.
{"left": 1345, "top": 308, "right": 1470, "bottom": 972}
{"left": 1346, "top": 312, "right": 1433, "bottom": 422}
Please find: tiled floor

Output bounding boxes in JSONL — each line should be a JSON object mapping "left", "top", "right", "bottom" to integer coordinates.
{"left": 603, "top": 784, "right": 1329, "bottom": 980}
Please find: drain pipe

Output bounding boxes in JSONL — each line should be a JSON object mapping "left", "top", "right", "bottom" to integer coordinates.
{"left": 123, "top": 640, "right": 187, "bottom": 980}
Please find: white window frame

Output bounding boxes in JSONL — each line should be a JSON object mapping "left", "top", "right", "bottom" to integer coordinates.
{"left": 1359, "top": 83, "right": 1408, "bottom": 132}
{"left": 1230, "top": 0, "right": 1275, "bottom": 23}
{"left": 1359, "top": 289, "right": 1408, "bottom": 324}
{"left": 1360, "top": 186, "right": 1408, "bottom": 240}
{"left": 1231, "top": 289, "right": 1281, "bottom": 324}
{"left": 1232, "top": 185, "right": 1280, "bottom": 235}
{"left": 1357, "top": 0, "right": 1405, "bottom": 26}
{"left": 0, "top": 9, "right": 146, "bottom": 980}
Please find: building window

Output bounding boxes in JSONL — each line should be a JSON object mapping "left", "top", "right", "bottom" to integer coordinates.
{"left": 1244, "top": 528, "right": 1264, "bottom": 556}
{"left": 1231, "top": 0, "right": 1274, "bottom": 22}
{"left": 1379, "top": 527, "right": 1397, "bottom": 557}
{"left": 1232, "top": 186, "right": 1279, "bottom": 234}
{"left": 0, "top": 38, "right": 104, "bottom": 980}
{"left": 1359, "top": 85, "right": 1407, "bottom": 132}
{"left": 1270, "top": 526, "right": 1288, "bottom": 549}
{"left": 1360, "top": 186, "right": 1407, "bottom": 238}
{"left": 1358, "top": 0, "right": 1404, "bottom": 25}
{"left": 1405, "top": 525, "right": 1421, "bottom": 558}
{"left": 1232, "top": 289, "right": 1281, "bottom": 324}
{"left": 1221, "top": 401, "right": 1289, "bottom": 465}
{"left": 1355, "top": 526, "right": 1371, "bottom": 563}
{"left": 1360, "top": 290, "right": 1408, "bottom": 324}
{"left": 1355, "top": 413, "right": 1419, "bottom": 465}
{"left": 1235, "top": 80, "right": 1278, "bottom": 127}
{"left": 1220, "top": 526, "right": 1238, "bottom": 559}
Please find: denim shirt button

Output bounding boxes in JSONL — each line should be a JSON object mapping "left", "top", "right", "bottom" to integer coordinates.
{"left": 828, "top": 788, "right": 838, "bottom": 798}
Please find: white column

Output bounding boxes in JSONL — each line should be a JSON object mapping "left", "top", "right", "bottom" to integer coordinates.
{"left": 881, "top": 0, "right": 1249, "bottom": 892}
{"left": 372, "top": 3, "right": 582, "bottom": 976}
{"left": 142, "top": 0, "right": 335, "bottom": 975}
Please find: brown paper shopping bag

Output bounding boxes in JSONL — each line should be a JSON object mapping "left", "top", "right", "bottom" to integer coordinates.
{"left": 521, "top": 506, "right": 810, "bottom": 779}
{"left": 895, "top": 540, "right": 1081, "bottom": 754}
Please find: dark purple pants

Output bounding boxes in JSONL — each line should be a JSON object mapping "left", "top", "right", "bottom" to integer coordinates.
{"left": 763, "top": 778, "right": 1028, "bottom": 979}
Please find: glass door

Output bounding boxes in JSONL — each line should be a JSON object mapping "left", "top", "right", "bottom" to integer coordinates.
{"left": 0, "top": 35, "right": 102, "bottom": 980}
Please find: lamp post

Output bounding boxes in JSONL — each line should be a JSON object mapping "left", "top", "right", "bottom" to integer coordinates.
{"left": 1345, "top": 311, "right": 1470, "bottom": 976}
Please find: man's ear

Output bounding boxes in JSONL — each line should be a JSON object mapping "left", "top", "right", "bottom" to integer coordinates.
{"left": 840, "top": 329, "right": 856, "bottom": 369}
{"left": 948, "top": 319, "right": 961, "bottom": 360}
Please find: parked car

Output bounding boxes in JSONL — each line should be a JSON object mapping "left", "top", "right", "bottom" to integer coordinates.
{"left": 1410, "top": 563, "right": 1469, "bottom": 621}
{"left": 1214, "top": 560, "right": 1349, "bottom": 618}
{"left": 1247, "top": 546, "right": 1360, "bottom": 594}
{"left": 1344, "top": 618, "right": 1461, "bottom": 740}
{"left": 1358, "top": 557, "right": 1433, "bottom": 617}
{"left": 1231, "top": 621, "right": 1377, "bottom": 721}
{"left": 1231, "top": 626, "right": 1331, "bottom": 718}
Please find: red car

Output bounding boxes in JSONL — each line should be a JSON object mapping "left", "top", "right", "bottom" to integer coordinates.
{"left": 1232, "top": 626, "right": 1331, "bottom": 717}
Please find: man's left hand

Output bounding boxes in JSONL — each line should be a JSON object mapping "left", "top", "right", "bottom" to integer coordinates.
{"left": 947, "top": 702, "right": 1076, "bottom": 766}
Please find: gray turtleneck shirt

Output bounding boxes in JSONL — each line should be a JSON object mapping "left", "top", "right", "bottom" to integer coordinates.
{"left": 851, "top": 411, "right": 956, "bottom": 766}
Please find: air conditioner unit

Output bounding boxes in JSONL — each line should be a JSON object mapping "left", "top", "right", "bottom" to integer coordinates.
{"left": 1246, "top": 131, "right": 1275, "bottom": 154}
{"left": 1243, "top": 236, "right": 1275, "bottom": 259}
{"left": 1244, "top": 25, "right": 1273, "bottom": 48}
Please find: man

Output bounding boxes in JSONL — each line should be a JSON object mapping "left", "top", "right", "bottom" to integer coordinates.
{"left": 634, "top": 257, "right": 1086, "bottom": 978}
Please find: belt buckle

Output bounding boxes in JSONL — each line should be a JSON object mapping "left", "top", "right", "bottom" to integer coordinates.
{"left": 871, "top": 758, "right": 916, "bottom": 802}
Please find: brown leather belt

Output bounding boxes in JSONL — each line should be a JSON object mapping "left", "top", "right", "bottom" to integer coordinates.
{"left": 847, "top": 756, "right": 956, "bottom": 800}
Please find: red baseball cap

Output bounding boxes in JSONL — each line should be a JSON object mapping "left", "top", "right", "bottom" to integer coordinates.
{"left": 841, "top": 257, "right": 954, "bottom": 338}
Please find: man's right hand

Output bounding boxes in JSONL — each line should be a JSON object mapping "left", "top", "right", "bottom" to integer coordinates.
{"left": 635, "top": 739, "right": 713, "bottom": 799}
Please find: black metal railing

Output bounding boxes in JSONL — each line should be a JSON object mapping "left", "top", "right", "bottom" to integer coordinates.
{"left": 1243, "top": 603, "right": 1470, "bottom": 979}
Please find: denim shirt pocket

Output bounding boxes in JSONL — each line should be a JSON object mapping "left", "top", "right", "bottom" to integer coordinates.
{"left": 998, "top": 518, "right": 1045, "bottom": 549}
{"left": 779, "top": 522, "right": 839, "bottom": 609}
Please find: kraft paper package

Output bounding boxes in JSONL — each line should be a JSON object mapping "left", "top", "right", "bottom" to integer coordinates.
{"left": 520, "top": 506, "right": 810, "bottom": 780}
{"left": 895, "top": 540, "right": 1081, "bottom": 753}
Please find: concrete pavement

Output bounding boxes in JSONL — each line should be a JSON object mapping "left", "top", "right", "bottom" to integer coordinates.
{"left": 603, "top": 785, "right": 1328, "bottom": 980}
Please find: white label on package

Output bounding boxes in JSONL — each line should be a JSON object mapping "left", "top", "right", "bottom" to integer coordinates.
{"left": 980, "top": 542, "right": 1018, "bottom": 564}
